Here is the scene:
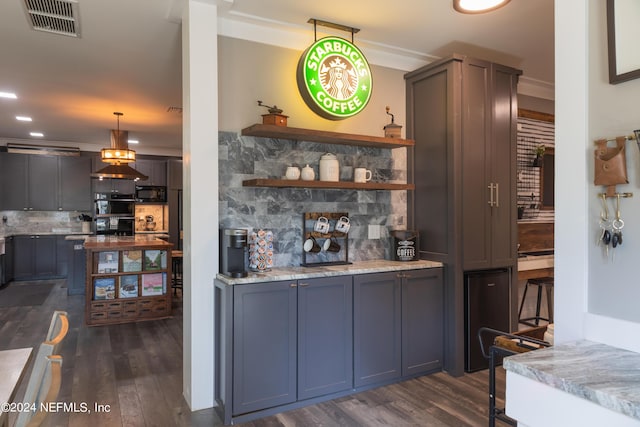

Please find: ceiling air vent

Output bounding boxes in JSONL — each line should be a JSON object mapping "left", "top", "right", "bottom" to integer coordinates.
{"left": 6, "top": 143, "right": 80, "bottom": 156}
{"left": 23, "top": 0, "right": 80, "bottom": 38}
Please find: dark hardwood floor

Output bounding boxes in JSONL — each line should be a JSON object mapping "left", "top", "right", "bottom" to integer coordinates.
{"left": 0, "top": 279, "right": 509, "bottom": 427}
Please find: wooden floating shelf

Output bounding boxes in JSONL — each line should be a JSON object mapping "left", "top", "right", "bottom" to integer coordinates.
{"left": 241, "top": 124, "right": 414, "bottom": 149}
{"left": 243, "top": 179, "right": 414, "bottom": 191}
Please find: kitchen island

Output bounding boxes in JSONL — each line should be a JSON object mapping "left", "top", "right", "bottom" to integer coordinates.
{"left": 84, "top": 236, "right": 173, "bottom": 326}
{"left": 505, "top": 340, "right": 640, "bottom": 426}
{"left": 215, "top": 260, "right": 444, "bottom": 425}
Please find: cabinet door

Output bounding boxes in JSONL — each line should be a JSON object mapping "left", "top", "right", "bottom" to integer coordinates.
{"left": 13, "top": 236, "right": 34, "bottom": 280}
{"left": 402, "top": 268, "right": 444, "bottom": 376}
{"left": 488, "top": 64, "right": 518, "bottom": 267}
{"left": 461, "top": 59, "right": 493, "bottom": 270}
{"left": 462, "top": 59, "right": 518, "bottom": 270}
{"left": 167, "top": 159, "right": 182, "bottom": 190}
{"left": 135, "top": 159, "right": 167, "bottom": 186}
{"left": 28, "top": 155, "right": 59, "bottom": 211}
{"left": 1, "top": 153, "right": 29, "bottom": 210}
{"left": 297, "top": 276, "right": 353, "bottom": 400}
{"left": 232, "top": 281, "right": 297, "bottom": 415}
{"left": 353, "top": 272, "right": 401, "bottom": 387}
{"left": 34, "top": 236, "right": 57, "bottom": 277}
{"left": 5, "top": 236, "right": 14, "bottom": 283}
{"left": 59, "top": 156, "right": 92, "bottom": 211}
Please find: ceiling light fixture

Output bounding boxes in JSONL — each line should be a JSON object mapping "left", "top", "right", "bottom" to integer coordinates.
{"left": 16, "top": 116, "right": 32, "bottom": 121}
{"left": 0, "top": 92, "right": 17, "bottom": 99}
{"left": 91, "top": 112, "right": 148, "bottom": 181}
{"left": 453, "top": 0, "right": 511, "bottom": 13}
{"left": 100, "top": 112, "right": 136, "bottom": 164}
{"left": 30, "top": 132, "right": 44, "bottom": 137}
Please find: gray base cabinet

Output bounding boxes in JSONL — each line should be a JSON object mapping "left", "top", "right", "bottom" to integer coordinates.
{"left": 215, "top": 267, "right": 443, "bottom": 425}
{"left": 297, "top": 276, "right": 353, "bottom": 400}
{"left": 401, "top": 268, "right": 444, "bottom": 376}
{"left": 232, "top": 280, "right": 297, "bottom": 414}
{"left": 231, "top": 276, "right": 353, "bottom": 416}
{"left": 13, "top": 235, "right": 58, "bottom": 280}
{"left": 353, "top": 272, "right": 402, "bottom": 387}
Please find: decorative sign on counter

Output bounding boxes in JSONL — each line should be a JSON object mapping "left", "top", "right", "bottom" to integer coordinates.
{"left": 297, "top": 31, "right": 372, "bottom": 120}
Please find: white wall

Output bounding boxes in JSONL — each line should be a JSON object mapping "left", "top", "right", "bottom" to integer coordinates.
{"left": 556, "top": 0, "right": 640, "bottom": 352}
{"left": 587, "top": 1, "right": 640, "bottom": 325}
{"left": 218, "top": 36, "right": 407, "bottom": 137}
{"left": 182, "top": 0, "right": 218, "bottom": 410}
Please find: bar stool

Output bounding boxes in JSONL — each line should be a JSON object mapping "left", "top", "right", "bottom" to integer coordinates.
{"left": 171, "top": 250, "right": 183, "bottom": 296}
{"left": 518, "top": 276, "right": 554, "bottom": 327}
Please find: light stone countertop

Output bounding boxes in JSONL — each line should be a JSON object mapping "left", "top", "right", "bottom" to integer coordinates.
{"left": 517, "top": 253, "right": 554, "bottom": 271}
{"left": 216, "top": 259, "right": 443, "bottom": 285}
{"left": 504, "top": 340, "right": 640, "bottom": 421}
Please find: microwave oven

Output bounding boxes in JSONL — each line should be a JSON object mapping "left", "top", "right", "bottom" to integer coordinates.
{"left": 95, "top": 193, "right": 135, "bottom": 215}
{"left": 135, "top": 186, "right": 167, "bottom": 203}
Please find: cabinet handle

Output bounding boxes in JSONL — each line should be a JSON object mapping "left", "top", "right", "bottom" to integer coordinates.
{"left": 487, "top": 183, "right": 495, "bottom": 207}
{"left": 299, "top": 283, "right": 309, "bottom": 287}
{"left": 494, "top": 183, "right": 500, "bottom": 208}
{"left": 289, "top": 283, "right": 297, "bottom": 288}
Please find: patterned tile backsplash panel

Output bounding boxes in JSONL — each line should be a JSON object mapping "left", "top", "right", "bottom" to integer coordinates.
{"left": 218, "top": 131, "right": 408, "bottom": 267}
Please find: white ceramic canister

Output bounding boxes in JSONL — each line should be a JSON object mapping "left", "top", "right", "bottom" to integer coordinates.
{"left": 319, "top": 153, "right": 339, "bottom": 182}
{"left": 301, "top": 164, "right": 315, "bottom": 181}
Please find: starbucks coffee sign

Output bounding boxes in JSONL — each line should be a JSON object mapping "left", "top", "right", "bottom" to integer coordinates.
{"left": 297, "top": 36, "right": 372, "bottom": 120}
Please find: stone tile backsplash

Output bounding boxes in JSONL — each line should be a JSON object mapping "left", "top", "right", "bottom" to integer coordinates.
{"left": 0, "top": 210, "right": 89, "bottom": 237}
{"left": 218, "top": 131, "right": 408, "bottom": 267}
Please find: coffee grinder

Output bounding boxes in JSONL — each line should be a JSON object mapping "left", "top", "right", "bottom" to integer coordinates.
{"left": 220, "top": 228, "right": 248, "bottom": 278}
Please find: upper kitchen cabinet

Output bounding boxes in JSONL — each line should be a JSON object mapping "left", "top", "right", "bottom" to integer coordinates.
{"left": 59, "top": 155, "right": 92, "bottom": 211}
{"left": 1, "top": 153, "right": 57, "bottom": 211}
{"left": 0, "top": 152, "right": 90, "bottom": 212}
{"left": 406, "top": 55, "right": 520, "bottom": 270}
{"left": 134, "top": 158, "right": 167, "bottom": 186}
{"left": 167, "top": 158, "right": 182, "bottom": 190}
{"left": 91, "top": 156, "right": 135, "bottom": 194}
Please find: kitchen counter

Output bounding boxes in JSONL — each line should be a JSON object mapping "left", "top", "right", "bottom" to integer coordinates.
{"left": 517, "top": 253, "right": 554, "bottom": 271}
{"left": 505, "top": 340, "right": 640, "bottom": 425}
{"left": 83, "top": 235, "right": 173, "bottom": 249}
{"left": 216, "top": 259, "right": 443, "bottom": 285}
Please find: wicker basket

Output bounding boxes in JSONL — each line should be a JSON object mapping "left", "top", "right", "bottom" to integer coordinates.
{"left": 494, "top": 325, "right": 548, "bottom": 354}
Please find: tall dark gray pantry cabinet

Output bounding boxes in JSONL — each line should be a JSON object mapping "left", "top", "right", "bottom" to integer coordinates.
{"left": 405, "top": 55, "right": 520, "bottom": 375}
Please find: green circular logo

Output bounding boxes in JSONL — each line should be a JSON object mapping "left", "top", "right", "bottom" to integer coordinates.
{"left": 297, "top": 36, "right": 373, "bottom": 120}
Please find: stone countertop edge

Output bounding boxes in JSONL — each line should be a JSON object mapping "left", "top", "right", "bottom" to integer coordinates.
{"left": 503, "top": 340, "right": 640, "bottom": 421}
{"left": 216, "top": 260, "right": 443, "bottom": 285}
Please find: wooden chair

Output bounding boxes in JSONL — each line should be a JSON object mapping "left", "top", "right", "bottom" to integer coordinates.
{"left": 14, "top": 354, "right": 63, "bottom": 427}
{"left": 44, "top": 310, "right": 69, "bottom": 350}
{"left": 14, "top": 311, "right": 68, "bottom": 427}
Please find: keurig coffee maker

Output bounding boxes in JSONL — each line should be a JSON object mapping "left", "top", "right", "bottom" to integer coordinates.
{"left": 220, "top": 228, "right": 248, "bottom": 277}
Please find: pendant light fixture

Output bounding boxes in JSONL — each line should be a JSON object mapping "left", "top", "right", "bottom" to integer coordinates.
{"left": 90, "top": 112, "right": 148, "bottom": 181}
{"left": 453, "top": 0, "right": 511, "bottom": 14}
{"left": 101, "top": 112, "right": 135, "bottom": 163}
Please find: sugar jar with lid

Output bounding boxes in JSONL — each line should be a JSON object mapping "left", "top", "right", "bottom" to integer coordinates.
{"left": 319, "top": 153, "right": 339, "bottom": 182}
{"left": 301, "top": 164, "right": 315, "bottom": 181}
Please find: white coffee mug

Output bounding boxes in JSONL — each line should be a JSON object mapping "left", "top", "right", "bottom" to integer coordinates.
{"left": 313, "top": 216, "right": 330, "bottom": 234}
{"left": 335, "top": 216, "right": 350, "bottom": 233}
{"left": 354, "top": 168, "right": 372, "bottom": 183}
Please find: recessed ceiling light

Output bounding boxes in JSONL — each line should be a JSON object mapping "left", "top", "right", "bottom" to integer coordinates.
{"left": 453, "top": 0, "right": 510, "bottom": 13}
{"left": 30, "top": 132, "right": 44, "bottom": 137}
{"left": 0, "top": 92, "right": 17, "bottom": 99}
{"left": 128, "top": 139, "right": 139, "bottom": 144}
{"left": 16, "top": 116, "right": 32, "bottom": 122}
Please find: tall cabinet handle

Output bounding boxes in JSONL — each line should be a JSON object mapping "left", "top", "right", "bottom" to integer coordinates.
{"left": 494, "top": 183, "right": 500, "bottom": 208}
{"left": 487, "top": 183, "right": 495, "bottom": 207}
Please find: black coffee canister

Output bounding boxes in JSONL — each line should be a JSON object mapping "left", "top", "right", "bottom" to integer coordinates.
{"left": 391, "top": 230, "right": 419, "bottom": 261}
